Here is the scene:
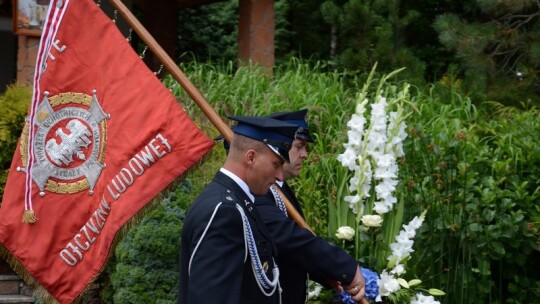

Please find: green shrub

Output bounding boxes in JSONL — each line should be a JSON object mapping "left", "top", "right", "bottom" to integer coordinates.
{"left": 401, "top": 91, "right": 540, "bottom": 303}
{"left": 102, "top": 180, "right": 197, "bottom": 304}
{"left": 0, "top": 84, "right": 31, "bottom": 200}
{"left": 106, "top": 59, "right": 539, "bottom": 304}
{"left": 102, "top": 142, "right": 224, "bottom": 303}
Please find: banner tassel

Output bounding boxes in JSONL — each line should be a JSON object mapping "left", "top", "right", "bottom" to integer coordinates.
{"left": 22, "top": 210, "right": 37, "bottom": 223}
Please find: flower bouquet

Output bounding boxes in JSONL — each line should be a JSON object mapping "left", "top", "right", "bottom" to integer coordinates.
{"left": 331, "top": 65, "right": 444, "bottom": 303}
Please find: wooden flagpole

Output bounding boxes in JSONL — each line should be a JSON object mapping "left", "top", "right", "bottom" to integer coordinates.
{"left": 106, "top": 2, "right": 368, "bottom": 302}
{"left": 274, "top": 185, "right": 369, "bottom": 304}
{"left": 108, "top": 0, "right": 233, "bottom": 143}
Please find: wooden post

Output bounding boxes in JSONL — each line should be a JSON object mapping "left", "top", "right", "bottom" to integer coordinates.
{"left": 105, "top": 3, "right": 368, "bottom": 302}
{"left": 108, "top": 0, "right": 233, "bottom": 142}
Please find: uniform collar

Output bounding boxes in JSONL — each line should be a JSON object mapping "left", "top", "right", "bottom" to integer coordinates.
{"left": 220, "top": 167, "right": 255, "bottom": 203}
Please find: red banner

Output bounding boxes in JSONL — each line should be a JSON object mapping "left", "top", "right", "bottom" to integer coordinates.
{"left": 0, "top": 0, "right": 214, "bottom": 303}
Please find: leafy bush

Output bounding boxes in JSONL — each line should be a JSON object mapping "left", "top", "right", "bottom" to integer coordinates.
{"left": 165, "top": 58, "right": 363, "bottom": 235}
{"left": 104, "top": 59, "right": 539, "bottom": 303}
{"left": 0, "top": 84, "right": 31, "bottom": 200}
{"left": 401, "top": 92, "right": 540, "bottom": 303}
{"left": 102, "top": 180, "right": 197, "bottom": 304}
{"left": 102, "top": 144, "right": 224, "bottom": 303}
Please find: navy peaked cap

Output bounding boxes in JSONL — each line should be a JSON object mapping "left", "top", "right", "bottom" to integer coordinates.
{"left": 268, "top": 108, "right": 313, "bottom": 142}
{"left": 228, "top": 115, "right": 298, "bottom": 163}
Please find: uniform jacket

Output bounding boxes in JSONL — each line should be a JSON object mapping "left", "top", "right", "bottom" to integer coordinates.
{"left": 255, "top": 182, "right": 358, "bottom": 304}
{"left": 179, "top": 171, "right": 280, "bottom": 304}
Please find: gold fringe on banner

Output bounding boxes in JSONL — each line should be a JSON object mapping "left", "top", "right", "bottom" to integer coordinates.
{"left": 21, "top": 210, "right": 37, "bottom": 224}
{"left": 3, "top": 148, "right": 213, "bottom": 304}
{"left": 0, "top": 245, "right": 59, "bottom": 304}
{"left": 72, "top": 148, "right": 214, "bottom": 304}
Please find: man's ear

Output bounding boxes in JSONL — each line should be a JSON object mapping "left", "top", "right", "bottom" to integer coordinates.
{"left": 245, "top": 149, "right": 256, "bottom": 165}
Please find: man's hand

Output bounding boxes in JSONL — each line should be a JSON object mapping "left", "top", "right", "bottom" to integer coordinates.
{"left": 343, "top": 266, "right": 366, "bottom": 303}
{"left": 327, "top": 279, "right": 343, "bottom": 292}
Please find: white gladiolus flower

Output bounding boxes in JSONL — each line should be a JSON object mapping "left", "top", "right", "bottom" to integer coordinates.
{"left": 390, "top": 263, "right": 405, "bottom": 276}
{"left": 407, "top": 215, "right": 425, "bottom": 230}
{"left": 348, "top": 175, "right": 360, "bottom": 192}
{"left": 410, "top": 293, "right": 441, "bottom": 304}
{"left": 347, "top": 130, "right": 363, "bottom": 148}
{"left": 374, "top": 153, "right": 394, "bottom": 168}
{"left": 344, "top": 195, "right": 361, "bottom": 214}
{"left": 337, "top": 148, "right": 358, "bottom": 171}
{"left": 335, "top": 226, "right": 355, "bottom": 241}
{"left": 376, "top": 270, "right": 400, "bottom": 301}
{"left": 344, "top": 195, "right": 360, "bottom": 204}
{"left": 388, "top": 111, "right": 408, "bottom": 157}
{"left": 387, "top": 211, "right": 426, "bottom": 270}
{"left": 356, "top": 98, "right": 369, "bottom": 114}
{"left": 361, "top": 214, "right": 383, "bottom": 228}
{"left": 347, "top": 114, "right": 367, "bottom": 135}
{"left": 337, "top": 74, "right": 442, "bottom": 303}
{"left": 390, "top": 233, "right": 415, "bottom": 260}
{"left": 373, "top": 201, "right": 391, "bottom": 214}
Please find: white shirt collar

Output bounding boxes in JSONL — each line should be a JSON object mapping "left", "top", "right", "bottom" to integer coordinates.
{"left": 220, "top": 168, "right": 255, "bottom": 203}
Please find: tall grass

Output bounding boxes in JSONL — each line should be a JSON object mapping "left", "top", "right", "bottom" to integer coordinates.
{"left": 401, "top": 87, "right": 540, "bottom": 303}
{"left": 110, "top": 58, "right": 539, "bottom": 303}
{"left": 164, "top": 58, "right": 366, "bottom": 234}
{"left": 176, "top": 59, "right": 539, "bottom": 303}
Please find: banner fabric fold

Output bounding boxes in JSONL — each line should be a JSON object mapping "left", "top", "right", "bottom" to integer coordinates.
{"left": 0, "top": 0, "right": 214, "bottom": 303}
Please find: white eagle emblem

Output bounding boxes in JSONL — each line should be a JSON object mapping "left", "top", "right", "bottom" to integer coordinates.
{"left": 21, "top": 91, "right": 109, "bottom": 195}
{"left": 46, "top": 119, "right": 92, "bottom": 166}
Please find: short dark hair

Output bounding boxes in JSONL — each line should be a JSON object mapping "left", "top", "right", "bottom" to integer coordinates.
{"left": 229, "top": 134, "right": 267, "bottom": 158}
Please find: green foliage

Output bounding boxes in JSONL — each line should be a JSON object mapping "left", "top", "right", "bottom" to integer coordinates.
{"left": 164, "top": 57, "right": 362, "bottom": 234}
{"left": 101, "top": 180, "right": 202, "bottom": 304}
{"left": 177, "top": 0, "right": 239, "bottom": 63}
{"left": 101, "top": 83, "right": 224, "bottom": 303}
{"left": 0, "top": 84, "right": 31, "bottom": 200}
{"left": 176, "top": 0, "right": 293, "bottom": 66}
{"left": 283, "top": 0, "right": 333, "bottom": 61}
{"left": 293, "top": 0, "right": 427, "bottom": 83}
{"left": 336, "top": 0, "right": 424, "bottom": 75}
{"left": 401, "top": 90, "right": 540, "bottom": 303}
{"left": 433, "top": 0, "right": 540, "bottom": 105}
{"left": 170, "top": 0, "right": 538, "bottom": 107}
{"left": 105, "top": 59, "right": 539, "bottom": 304}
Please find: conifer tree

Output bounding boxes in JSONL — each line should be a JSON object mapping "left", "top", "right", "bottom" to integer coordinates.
{"left": 434, "top": 0, "right": 540, "bottom": 104}
{"left": 317, "top": 0, "right": 426, "bottom": 82}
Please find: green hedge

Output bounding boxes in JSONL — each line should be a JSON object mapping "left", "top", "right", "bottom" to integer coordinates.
{"left": 0, "top": 84, "right": 31, "bottom": 200}
{"left": 3, "top": 60, "right": 535, "bottom": 304}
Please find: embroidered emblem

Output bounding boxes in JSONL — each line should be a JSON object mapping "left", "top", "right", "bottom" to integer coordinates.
{"left": 19, "top": 91, "right": 109, "bottom": 195}
{"left": 270, "top": 185, "right": 288, "bottom": 217}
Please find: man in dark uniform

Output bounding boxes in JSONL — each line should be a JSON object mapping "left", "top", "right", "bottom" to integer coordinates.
{"left": 179, "top": 115, "right": 299, "bottom": 304}
{"left": 255, "top": 109, "right": 366, "bottom": 304}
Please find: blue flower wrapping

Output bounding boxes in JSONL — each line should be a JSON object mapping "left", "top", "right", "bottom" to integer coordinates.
{"left": 336, "top": 290, "right": 355, "bottom": 304}
{"left": 336, "top": 268, "right": 379, "bottom": 303}
{"left": 362, "top": 267, "right": 379, "bottom": 300}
